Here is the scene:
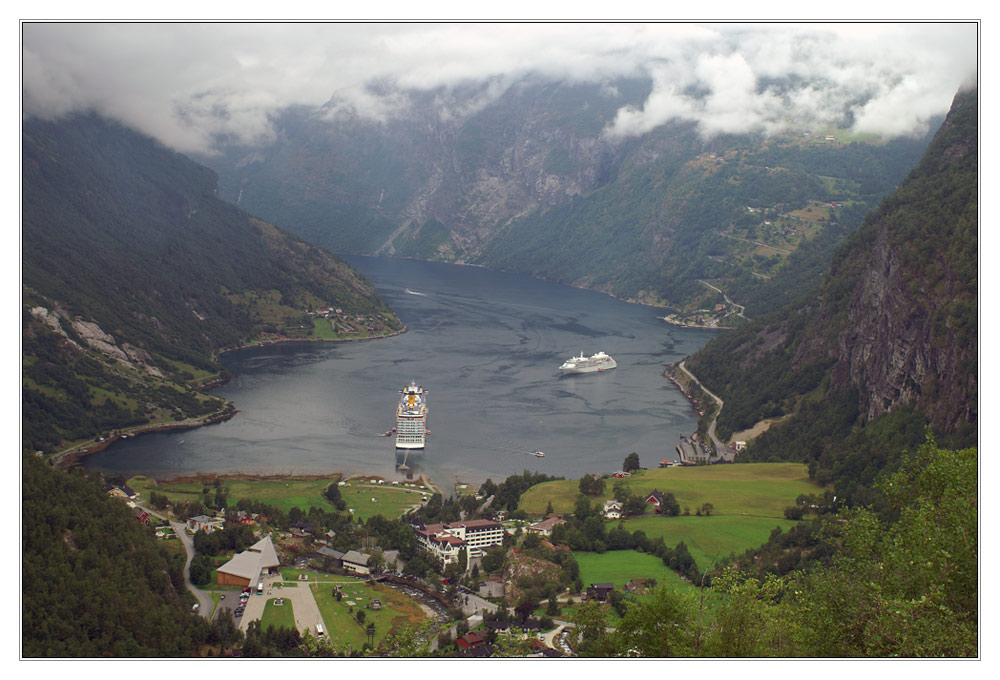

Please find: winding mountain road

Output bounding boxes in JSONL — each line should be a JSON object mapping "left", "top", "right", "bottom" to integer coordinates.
{"left": 677, "top": 360, "right": 727, "bottom": 456}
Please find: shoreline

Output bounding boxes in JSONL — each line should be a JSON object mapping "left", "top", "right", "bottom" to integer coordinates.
{"left": 214, "top": 325, "right": 407, "bottom": 358}
{"left": 53, "top": 406, "right": 239, "bottom": 469}
{"left": 55, "top": 327, "right": 407, "bottom": 469}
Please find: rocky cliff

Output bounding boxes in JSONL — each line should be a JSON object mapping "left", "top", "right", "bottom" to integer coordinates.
{"left": 688, "top": 87, "right": 977, "bottom": 447}
{"left": 810, "top": 87, "right": 977, "bottom": 434}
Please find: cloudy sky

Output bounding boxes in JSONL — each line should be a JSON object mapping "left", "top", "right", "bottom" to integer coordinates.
{"left": 21, "top": 21, "right": 978, "bottom": 154}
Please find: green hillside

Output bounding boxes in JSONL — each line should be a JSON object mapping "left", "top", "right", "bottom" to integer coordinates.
{"left": 519, "top": 463, "right": 814, "bottom": 517}
{"left": 22, "top": 114, "right": 403, "bottom": 454}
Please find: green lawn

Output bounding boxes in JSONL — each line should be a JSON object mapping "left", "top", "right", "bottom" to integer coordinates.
{"left": 260, "top": 597, "right": 296, "bottom": 631}
{"left": 623, "top": 514, "right": 799, "bottom": 571}
{"left": 339, "top": 483, "right": 424, "bottom": 522}
{"left": 573, "top": 550, "right": 697, "bottom": 593}
{"left": 129, "top": 475, "right": 424, "bottom": 520}
{"left": 519, "top": 463, "right": 817, "bottom": 517}
{"left": 310, "top": 581, "right": 425, "bottom": 650}
{"left": 128, "top": 475, "right": 341, "bottom": 514}
{"left": 311, "top": 317, "right": 339, "bottom": 339}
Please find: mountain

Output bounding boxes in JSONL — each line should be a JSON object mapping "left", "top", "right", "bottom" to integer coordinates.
{"left": 197, "top": 76, "right": 937, "bottom": 314}
{"left": 22, "top": 114, "right": 403, "bottom": 454}
{"left": 683, "top": 87, "right": 977, "bottom": 502}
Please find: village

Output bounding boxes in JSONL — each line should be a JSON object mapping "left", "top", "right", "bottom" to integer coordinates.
{"left": 97, "top": 458, "right": 803, "bottom": 658}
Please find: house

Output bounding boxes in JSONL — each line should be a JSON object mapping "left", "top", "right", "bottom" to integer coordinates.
{"left": 120, "top": 484, "right": 137, "bottom": 499}
{"left": 611, "top": 471, "right": 630, "bottom": 479}
{"left": 105, "top": 485, "right": 129, "bottom": 500}
{"left": 734, "top": 441, "right": 747, "bottom": 452}
{"left": 216, "top": 535, "right": 281, "bottom": 587}
{"left": 455, "top": 631, "right": 487, "bottom": 650}
{"left": 317, "top": 547, "right": 345, "bottom": 568}
{"left": 602, "top": 499, "right": 622, "bottom": 519}
{"left": 187, "top": 515, "right": 223, "bottom": 533}
{"left": 456, "top": 644, "right": 494, "bottom": 658}
{"left": 527, "top": 516, "right": 565, "bottom": 537}
{"left": 131, "top": 506, "right": 150, "bottom": 525}
{"left": 644, "top": 490, "right": 664, "bottom": 509}
{"left": 659, "top": 459, "right": 672, "bottom": 468}
{"left": 341, "top": 550, "right": 372, "bottom": 575}
{"left": 585, "top": 583, "right": 615, "bottom": 602}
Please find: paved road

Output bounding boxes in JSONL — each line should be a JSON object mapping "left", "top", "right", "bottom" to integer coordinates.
{"left": 677, "top": 360, "right": 727, "bottom": 457}
{"left": 168, "top": 517, "right": 216, "bottom": 618}
{"left": 135, "top": 503, "right": 215, "bottom": 619}
{"left": 238, "top": 572, "right": 324, "bottom": 635}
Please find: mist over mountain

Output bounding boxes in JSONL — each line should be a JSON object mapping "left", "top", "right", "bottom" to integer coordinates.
{"left": 197, "top": 74, "right": 940, "bottom": 311}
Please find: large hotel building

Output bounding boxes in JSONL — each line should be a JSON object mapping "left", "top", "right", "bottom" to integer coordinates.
{"left": 412, "top": 519, "right": 505, "bottom": 565}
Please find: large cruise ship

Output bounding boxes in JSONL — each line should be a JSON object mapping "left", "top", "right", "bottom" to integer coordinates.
{"left": 395, "top": 381, "right": 427, "bottom": 450}
{"left": 559, "top": 351, "right": 617, "bottom": 374}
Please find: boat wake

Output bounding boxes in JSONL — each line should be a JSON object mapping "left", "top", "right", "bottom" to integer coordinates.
{"left": 404, "top": 288, "right": 427, "bottom": 296}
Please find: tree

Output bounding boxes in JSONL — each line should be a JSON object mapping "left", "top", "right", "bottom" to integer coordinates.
{"left": 623, "top": 452, "right": 640, "bottom": 473}
{"left": 578, "top": 473, "right": 605, "bottom": 497}
{"left": 545, "top": 500, "right": 554, "bottom": 516}
{"left": 481, "top": 545, "right": 506, "bottom": 574}
{"left": 704, "top": 569, "right": 793, "bottom": 657}
{"left": 700, "top": 503, "right": 714, "bottom": 516}
{"left": 608, "top": 586, "right": 699, "bottom": 657}
{"left": 785, "top": 436, "right": 978, "bottom": 657}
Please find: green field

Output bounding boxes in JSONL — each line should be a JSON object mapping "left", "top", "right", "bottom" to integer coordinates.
{"left": 311, "top": 317, "right": 339, "bottom": 339}
{"left": 127, "top": 475, "right": 341, "bottom": 513}
{"left": 128, "top": 474, "right": 425, "bottom": 520}
{"left": 261, "top": 597, "right": 296, "bottom": 631}
{"left": 574, "top": 550, "right": 697, "bottom": 593}
{"left": 518, "top": 463, "right": 817, "bottom": 517}
{"left": 310, "top": 580, "right": 425, "bottom": 649}
{"left": 339, "top": 483, "right": 424, "bottom": 522}
{"left": 622, "top": 515, "right": 799, "bottom": 571}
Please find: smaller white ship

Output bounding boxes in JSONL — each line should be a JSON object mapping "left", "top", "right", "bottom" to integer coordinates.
{"left": 533, "top": 451, "right": 545, "bottom": 458}
{"left": 559, "top": 351, "right": 617, "bottom": 374}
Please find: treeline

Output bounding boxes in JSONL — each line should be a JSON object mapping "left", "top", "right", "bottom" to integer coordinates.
{"left": 22, "top": 454, "right": 208, "bottom": 656}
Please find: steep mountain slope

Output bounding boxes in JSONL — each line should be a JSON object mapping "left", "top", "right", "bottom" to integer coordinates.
{"left": 684, "top": 87, "right": 977, "bottom": 499}
{"left": 22, "top": 114, "right": 402, "bottom": 454}
{"left": 199, "top": 77, "right": 936, "bottom": 312}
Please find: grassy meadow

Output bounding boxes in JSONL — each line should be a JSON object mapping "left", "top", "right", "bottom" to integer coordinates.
{"left": 128, "top": 475, "right": 425, "bottom": 519}
{"left": 573, "top": 550, "right": 696, "bottom": 592}
{"left": 520, "top": 463, "right": 817, "bottom": 572}
{"left": 622, "top": 514, "right": 798, "bottom": 570}
{"left": 310, "top": 579, "right": 425, "bottom": 649}
{"left": 518, "top": 463, "right": 816, "bottom": 517}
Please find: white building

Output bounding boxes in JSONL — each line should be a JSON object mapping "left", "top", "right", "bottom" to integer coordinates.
{"left": 602, "top": 500, "right": 623, "bottom": 520}
{"left": 413, "top": 519, "right": 504, "bottom": 565}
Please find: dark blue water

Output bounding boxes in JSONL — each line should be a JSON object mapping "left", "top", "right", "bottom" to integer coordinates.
{"left": 82, "top": 257, "right": 718, "bottom": 487}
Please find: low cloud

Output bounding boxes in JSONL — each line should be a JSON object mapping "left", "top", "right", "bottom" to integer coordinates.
{"left": 22, "top": 22, "right": 977, "bottom": 153}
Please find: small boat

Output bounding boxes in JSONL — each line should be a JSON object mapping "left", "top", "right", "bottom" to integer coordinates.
{"left": 533, "top": 451, "right": 545, "bottom": 457}
{"left": 385, "top": 431, "right": 392, "bottom": 437}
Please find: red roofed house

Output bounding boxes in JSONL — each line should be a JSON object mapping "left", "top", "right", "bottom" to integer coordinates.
{"left": 456, "top": 631, "right": 487, "bottom": 650}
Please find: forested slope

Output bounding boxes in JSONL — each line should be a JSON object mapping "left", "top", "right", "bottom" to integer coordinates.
{"left": 22, "top": 114, "right": 402, "bottom": 453}
{"left": 22, "top": 453, "right": 208, "bottom": 656}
